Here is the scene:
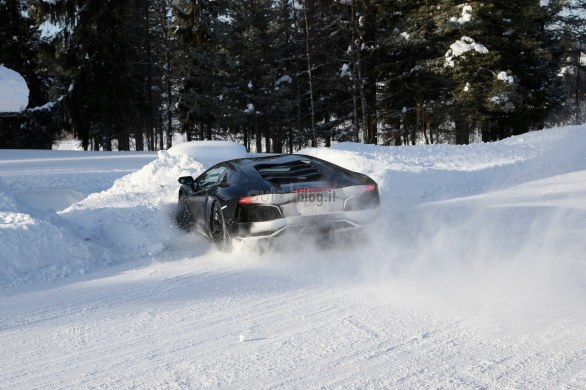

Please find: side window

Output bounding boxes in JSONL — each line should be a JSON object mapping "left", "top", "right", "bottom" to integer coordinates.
{"left": 197, "top": 166, "right": 228, "bottom": 189}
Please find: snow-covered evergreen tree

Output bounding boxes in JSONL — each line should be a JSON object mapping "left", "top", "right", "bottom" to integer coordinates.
{"left": 173, "top": 0, "right": 231, "bottom": 143}
{"left": 0, "top": 0, "right": 55, "bottom": 148}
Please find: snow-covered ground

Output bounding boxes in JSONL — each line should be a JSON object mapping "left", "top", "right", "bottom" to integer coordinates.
{"left": 1, "top": 127, "right": 585, "bottom": 388}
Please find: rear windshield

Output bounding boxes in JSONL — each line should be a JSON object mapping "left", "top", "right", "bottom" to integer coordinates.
{"left": 255, "top": 160, "right": 324, "bottom": 184}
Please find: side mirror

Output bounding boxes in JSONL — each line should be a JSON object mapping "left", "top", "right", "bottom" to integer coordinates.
{"left": 178, "top": 176, "right": 194, "bottom": 185}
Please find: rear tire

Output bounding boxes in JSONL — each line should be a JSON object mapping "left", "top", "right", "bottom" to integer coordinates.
{"left": 175, "top": 198, "right": 194, "bottom": 232}
{"left": 210, "top": 201, "right": 232, "bottom": 252}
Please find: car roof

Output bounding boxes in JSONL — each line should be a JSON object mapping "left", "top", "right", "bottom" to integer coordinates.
{"left": 222, "top": 153, "right": 316, "bottom": 168}
{"left": 221, "top": 154, "right": 332, "bottom": 183}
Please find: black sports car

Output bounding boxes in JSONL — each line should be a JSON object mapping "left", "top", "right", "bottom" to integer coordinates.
{"left": 175, "top": 154, "right": 379, "bottom": 250}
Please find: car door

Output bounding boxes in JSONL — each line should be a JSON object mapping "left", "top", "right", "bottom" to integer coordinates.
{"left": 188, "top": 165, "right": 228, "bottom": 232}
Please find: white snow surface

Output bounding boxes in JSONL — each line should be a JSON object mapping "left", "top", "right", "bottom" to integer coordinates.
{"left": 1, "top": 127, "right": 586, "bottom": 388}
{"left": 167, "top": 140, "right": 247, "bottom": 166}
{"left": 0, "top": 65, "right": 29, "bottom": 113}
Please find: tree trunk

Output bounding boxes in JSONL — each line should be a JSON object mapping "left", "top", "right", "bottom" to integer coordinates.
{"left": 324, "top": 113, "right": 331, "bottom": 147}
{"left": 351, "top": 0, "right": 369, "bottom": 144}
{"left": 576, "top": 64, "right": 582, "bottom": 125}
{"left": 148, "top": 128, "right": 154, "bottom": 151}
{"left": 135, "top": 130, "right": 144, "bottom": 151}
{"left": 82, "top": 134, "right": 89, "bottom": 151}
{"left": 119, "top": 129, "right": 130, "bottom": 151}
{"left": 206, "top": 123, "right": 212, "bottom": 140}
{"left": 145, "top": 1, "right": 155, "bottom": 150}
{"left": 265, "top": 123, "right": 271, "bottom": 153}
{"left": 427, "top": 111, "right": 433, "bottom": 145}
{"left": 158, "top": 125, "right": 164, "bottom": 150}
{"left": 393, "top": 128, "right": 401, "bottom": 146}
{"left": 363, "top": 1, "right": 377, "bottom": 144}
{"left": 351, "top": 0, "right": 361, "bottom": 142}
{"left": 303, "top": 0, "right": 317, "bottom": 147}
{"left": 243, "top": 125, "right": 249, "bottom": 152}
{"left": 454, "top": 116, "right": 470, "bottom": 145}
{"left": 162, "top": 0, "right": 173, "bottom": 150}
{"left": 273, "top": 123, "right": 283, "bottom": 153}
{"left": 255, "top": 116, "right": 262, "bottom": 152}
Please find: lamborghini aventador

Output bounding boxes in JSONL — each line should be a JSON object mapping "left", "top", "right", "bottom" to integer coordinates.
{"left": 175, "top": 154, "right": 379, "bottom": 250}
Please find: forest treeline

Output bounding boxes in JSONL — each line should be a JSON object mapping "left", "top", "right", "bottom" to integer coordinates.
{"left": 1, "top": 0, "right": 586, "bottom": 151}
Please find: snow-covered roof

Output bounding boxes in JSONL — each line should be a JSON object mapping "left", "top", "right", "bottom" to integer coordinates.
{"left": 0, "top": 65, "right": 29, "bottom": 113}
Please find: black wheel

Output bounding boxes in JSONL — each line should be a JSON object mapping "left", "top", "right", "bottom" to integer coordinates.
{"left": 210, "top": 201, "right": 232, "bottom": 252}
{"left": 175, "top": 197, "right": 194, "bottom": 231}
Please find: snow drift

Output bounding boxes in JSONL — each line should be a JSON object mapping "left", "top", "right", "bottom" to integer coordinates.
{"left": 167, "top": 140, "right": 248, "bottom": 165}
{"left": 0, "top": 151, "right": 201, "bottom": 285}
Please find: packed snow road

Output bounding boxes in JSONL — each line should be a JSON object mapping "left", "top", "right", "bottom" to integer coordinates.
{"left": 2, "top": 253, "right": 584, "bottom": 388}
{"left": 1, "top": 128, "right": 586, "bottom": 388}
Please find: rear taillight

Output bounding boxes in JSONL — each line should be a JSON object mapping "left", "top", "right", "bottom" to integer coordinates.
{"left": 238, "top": 196, "right": 255, "bottom": 205}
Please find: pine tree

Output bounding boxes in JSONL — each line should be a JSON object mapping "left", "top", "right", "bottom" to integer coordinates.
{"left": 33, "top": 0, "right": 160, "bottom": 150}
{"left": 551, "top": 0, "right": 585, "bottom": 126}
{"left": 476, "top": 1, "right": 563, "bottom": 140}
{"left": 224, "top": 0, "right": 274, "bottom": 152}
{"left": 0, "top": 0, "right": 55, "bottom": 148}
{"left": 267, "top": 0, "right": 298, "bottom": 152}
{"left": 377, "top": 0, "right": 452, "bottom": 145}
{"left": 173, "top": 0, "right": 230, "bottom": 142}
{"left": 338, "top": 0, "right": 378, "bottom": 144}
{"left": 152, "top": 0, "right": 176, "bottom": 150}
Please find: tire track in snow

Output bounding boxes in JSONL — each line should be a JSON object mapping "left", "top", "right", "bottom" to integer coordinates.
{"left": 2, "top": 254, "right": 585, "bottom": 388}
{"left": 0, "top": 258, "right": 361, "bottom": 388}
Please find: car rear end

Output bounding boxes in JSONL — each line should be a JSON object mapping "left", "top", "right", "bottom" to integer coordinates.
{"left": 232, "top": 156, "right": 379, "bottom": 244}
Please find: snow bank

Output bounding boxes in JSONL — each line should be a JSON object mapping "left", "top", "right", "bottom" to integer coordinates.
{"left": 0, "top": 65, "right": 29, "bottom": 113}
{"left": 0, "top": 151, "right": 201, "bottom": 286}
{"left": 167, "top": 140, "right": 247, "bottom": 166}
{"left": 299, "top": 126, "right": 586, "bottom": 205}
{"left": 59, "top": 151, "right": 204, "bottom": 261}
{"left": 0, "top": 211, "right": 95, "bottom": 283}
{"left": 0, "top": 176, "right": 95, "bottom": 284}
